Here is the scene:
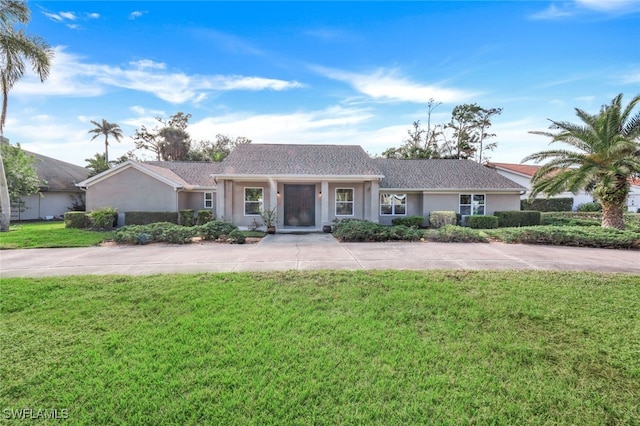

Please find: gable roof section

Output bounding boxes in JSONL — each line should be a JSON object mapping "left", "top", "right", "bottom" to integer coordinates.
{"left": 375, "top": 159, "right": 526, "bottom": 191}
{"left": 216, "top": 144, "right": 384, "bottom": 178}
{"left": 24, "top": 150, "right": 90, "bottom": 191}
{"left": 145, "top": 161, "right": 219, "bottom": 187}
{"left": 76, "top": 160, "right": 190, "bottom": 189}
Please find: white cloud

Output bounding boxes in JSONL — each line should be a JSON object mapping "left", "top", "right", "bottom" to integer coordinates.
{"left": 312, "top": 66, "right": 478, "bottom": 104}
{"left": 129, "top": 11, "right": 147, "bottom": 20}
{"left": 12, "top": 46, "right": 305, "bottom": 104}
{"left": 59, "top": 11, "right": 77, "bottom": 20}
{"left": 531, "top": 0, "right": 640, "bottom": 19}
{"left": 576, "top": 0, "right": 640, "bottom": 13}
{"left": 41, "top": 9, "right": 100, "bottom": 28}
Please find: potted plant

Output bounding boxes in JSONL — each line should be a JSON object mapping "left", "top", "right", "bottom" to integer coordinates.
{"left": 260, "top": 207, "right": 278, "bottom": 234}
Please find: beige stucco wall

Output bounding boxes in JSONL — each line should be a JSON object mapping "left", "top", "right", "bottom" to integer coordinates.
{"left": 422, "top": 192, "right": 520, "bottom": 224}
{"left": 86, "top": 167, "right": 177, "bottom": 212}
{"left": 15, "top": 191, "right": 81, "bottom": 220}
{"left": 229, "top": 181, "right": 276, "bottom": 226}
{"left": 328, "top": 182, "right": 365, "bottom": 222}
{"left": 377, "top": 192, "right": 423, "bottom": 225}
{"left": 178, "top": 191, "right": 215, "bottom": 213}
{"left": 486, "top": 193, "right": 521, "bottom": 214}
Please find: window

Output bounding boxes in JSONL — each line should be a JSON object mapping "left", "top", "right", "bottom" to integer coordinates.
{"left": 335, "top": 188, "right": 354, "bottom": 216}
{"left": 244, "top": 187, "right": 263, "bottom": 216}
{"left": 460, "top": 194, "right": 485, "bottom": 216}
{"left": 204, "top": 192, "right": 214, "bottom": 209}
{"left": 380, "top": 193, "right": 406, "bottom": 215}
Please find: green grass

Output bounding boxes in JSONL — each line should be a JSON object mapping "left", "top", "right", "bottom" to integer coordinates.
{"left": 0, "top": 221, "right": 113, "bottom": 249}
{"left": 1, "top": 270, "right": 638, "bottom": 425}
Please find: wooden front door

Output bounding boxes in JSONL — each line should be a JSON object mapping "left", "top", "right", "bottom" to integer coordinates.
{"left": 284, "top": 185, "right": 316, "bottom": 226}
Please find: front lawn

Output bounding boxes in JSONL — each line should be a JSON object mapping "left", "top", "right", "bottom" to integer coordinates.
{"left": 1, "top": 271, "right": 638, "bottom": 425}
{"left": 0, "top": 221, "right": 113, "bottom": 249}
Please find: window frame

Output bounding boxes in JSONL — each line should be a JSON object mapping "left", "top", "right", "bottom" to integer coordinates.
{"left": 203, "top": 192, "right": 214, "bottom": 209}
{"left": 244, "top": 187, "right": 264, "bottom": 216}
{"left": 335, "top": 187, "right": 355, "bottom": 216}
{"left": 459, "top": 193, "right": 486, "bottom": 216}
{"left": 380, "top": 193, "right": 407, "bottom": 216}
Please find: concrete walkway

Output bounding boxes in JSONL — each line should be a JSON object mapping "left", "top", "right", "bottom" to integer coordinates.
{"left": 1, "top": 233, "right": 639, "bottom": 277}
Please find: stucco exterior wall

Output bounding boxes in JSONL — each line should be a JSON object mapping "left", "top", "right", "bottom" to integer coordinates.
{"left": 486, "top": 193, "right": 521, "bottom": 214}
{"left": 377, "top": 192, "right": 423, "bottom": 225}
{"left": 178, "top": 191, "right": 215, "bottom": 213}
{"left": 15, "top": 191, "right": 81, "bottom": 220}
{"left": 230, "top": 181, "right": 276, "bottom": 226}
{"left": 86, "top": 167, "right": 177, "bottom": 212}
{"left": 328, "top": 182, "right": 365, "bottom": 222}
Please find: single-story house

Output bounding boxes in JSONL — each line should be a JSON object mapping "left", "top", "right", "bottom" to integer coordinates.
{"left": 487, "top": 162, "right": 640, "bottom": 212}
{"left": 12, "top": 150, "right": 90, "bottom": 221}
{"left": 78, "top": 144, "right": 526, "bottom": 230}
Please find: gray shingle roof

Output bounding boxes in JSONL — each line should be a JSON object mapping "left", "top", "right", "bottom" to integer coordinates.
{"left": 145, "top": 161, "right": 220, "bottom": 187}
{"left": 217, "top": 144, "right": 384, "bottom": 177}
{"left": 25, "top": 150, "right": 90, "bottom": 191}
{"left": 375, "top": 158, "right": 526, "bottom": 190}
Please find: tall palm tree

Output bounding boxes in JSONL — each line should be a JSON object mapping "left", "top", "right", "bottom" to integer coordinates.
{"left": 0, "top": 0, "right": 54, "bottom": 231}
{"left": 523, "top": 93, "right": 640, "bottom": 230}
{"left": 88, "top": 119, "right": 123, "bottom": 163}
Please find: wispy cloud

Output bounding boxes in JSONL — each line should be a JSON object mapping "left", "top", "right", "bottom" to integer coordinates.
{"left": 304, "top": 27, "right": 359, "bottom": 43}
{"left": 190, "top": 28, "right": 266, "bottom": 57}
{"left": 12, "top": 47, "right": 305, "bottom": 104}
{"left": 129, "top": 10, "right": 147, "bottom": 20}
{"left": 311, "top": 66, "right": 478, "bottom": 104}
{"left": 41, "top": 9, "right": 99, "bottom": 29}
{"left": 531, "top": 0, "right": 640, "bottom": 20}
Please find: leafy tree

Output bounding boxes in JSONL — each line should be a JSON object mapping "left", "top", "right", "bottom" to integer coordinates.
{"left": 88, "top": 119, "right": 123, "bottom": 163}
{"left": 0, "top": 141, "right": 41, "bottom": 210}
{"left": 523, "top": 93, "right": 640, "bottom": 230}
{"left": 383, "top": 99, "right": 443, "bottom": 159}
{"left": 473, "top": 106, "right": 503, "bottom": 164}
{"left": 84, "top": 153, "right": 110, "bottom": 177}
{"left": 132, "top": 112, "right": 192, "bottom": 161}
{"left": 187, "top": 134, "right": 252, "bottom": 161}
{"left": 441, "top": 103, "right": 502, "bottom": 162}
{"left": 0, "top": 0, "right": 53, "bottom": 231}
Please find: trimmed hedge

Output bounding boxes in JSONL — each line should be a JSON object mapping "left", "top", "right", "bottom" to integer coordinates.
{"left": 179, "top": 209, "right": 195, "bottom": 227}
{"left": 198, "top": 220, "right": 239, "bottom": 241}
{"left": 429, "top": 211, "right": 457, "bottom": 229}
{"left": 197, "top": 210, "right": 214, "bottom": 225}
{"left": 489, "top": 226, "right": 640, "bottom": 250}
{"left": 114, "top": 220, "right": 244, "bottom": 245}
{"left": 424, "top": 225, "right": 489, "bottom": 243}
{"left": 332, "top": 220, "right": 421, "bottom": 242}
{"left": 494, "top": 210, "right": 541, "bottom": 228}
{"left": 124, "top": 211, "right": 179, "bottom": 225}
{"left": 467, "top": 215, "right": 498, "bottom": 229}
{"left": 577, "top": 202, "right": 602, "bottom": 212}
{"left": 391, "top": 215, "right": 425, "bottom": 228}
{"left": 64, "top": 211, "right": 91, "bottom": 229}
{"left": 520, "top": 197, "right": 573, "bottom": 212}
{"left": 88, "top": 207, "right": 117, "bottom": 230}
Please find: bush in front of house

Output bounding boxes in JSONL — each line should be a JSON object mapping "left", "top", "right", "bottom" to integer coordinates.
{"left": 64, "top": 211, "right": 91, "bottom": 229}
{"left": 429, "top": 211, "right": 457, "bottom": 229}
{"left": 494, "top": 210, "right": 541, "bottom": 228}
{"left": 179, "top": 209, "right": 195, "bottom": 226}
{"left": 332, "top": 219, "right": 421, "bottom": 242}
{"left": 114, "top": 222, "right": 197, "bottom": 245}
{"left": 520, "top": 197, "right": 573, "bottom": 212}
{"left": 89, "top": 207, "right": 118, "bottom": 230}
{"left": 391, "top": 215, "right": 425, "bottom": 228}
{"left": 466, "top": 215, "right": 499, "bottom": 229}
{"left": 197, "top": 210, "right": 214, "bottom": 225}
{"left": 577, "top": 202, "right": 602, "bottom": 212}
{"left": 489, "top": 226, "right": 640, "bottom": 249}
{"left": 198, "top": 220, "right": 239, "bottom": 241}
{"left": 125, "top": 211, "right": 179, "bottom": 225}
{"left": 425, "top": 225, "right": 489, "bottom": 243}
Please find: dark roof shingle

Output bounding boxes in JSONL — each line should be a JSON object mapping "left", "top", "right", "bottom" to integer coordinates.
{"left": 25, "top": 150, "right": 90, "bottom": 191}
{"left": 145, "top": 161, "right": 220, "bottom": 187}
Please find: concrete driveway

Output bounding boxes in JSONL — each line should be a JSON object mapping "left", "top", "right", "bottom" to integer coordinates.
{"left": 1, "top": 233, "right": 639, "bottom": 277}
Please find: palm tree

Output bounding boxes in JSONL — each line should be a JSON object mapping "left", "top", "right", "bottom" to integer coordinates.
{"left": 0, "top": 0, "right": 54, "bottom": 231}
{"left": 523, "top": 93, "right": 640, "bottom": 230}
{"left": 88, "top": 119, "right": 123, "bottom": 163}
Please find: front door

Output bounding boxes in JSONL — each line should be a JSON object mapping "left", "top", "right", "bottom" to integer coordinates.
{"left": 284, "top": 185, "right": 316, "bottom": 226}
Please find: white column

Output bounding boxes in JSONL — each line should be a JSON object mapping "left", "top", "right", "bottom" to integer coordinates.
{"left": 370, "top": 180, "right": 380, "bottom": 222}
{"left": 269, "top": 179, "right": 278, "bottom": 226}
{"left": 321, "top": 180, "right": 329, "bottom": 225}
{"left": 216, "top": 179, "right": 225, "bottom": 221}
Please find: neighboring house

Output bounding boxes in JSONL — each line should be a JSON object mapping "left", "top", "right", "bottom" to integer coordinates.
{"left": 13, "top": 150, "right": 90, "bottom": 221}
{"left": 78, "top": 144, "right": 525, "bottom": 230}
{"left": 487, "top": 162, "right": 640, "bottom": 212}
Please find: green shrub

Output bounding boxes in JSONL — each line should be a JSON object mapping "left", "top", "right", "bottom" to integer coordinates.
{"left": 489, "top": 226, "right": 640, "bottom": 249}
{"left": 64, "top": 211, "right": 91, "bottom": 229}
{"left": 391, "top": 216, "right": 425, "bottom": 228}
{"left": 426, "top": 225, "right": 489, "bottom": 243}
{"left": 162, "top": 225, "right": 197, "bottom": 244}
{"left": 577, "top": 202, "right": 602, "bottom": 212}
{"left": 467, "top": 215, "right": 498, "bottom": 229}
{"left": 520, "top": 197, "right": 573, "bottom": 212}
{"left": 114, "top": 222, "right": 196, "bottom": 245}
{"left": 125, "top": 211, "right": 179, "bottom": 225}
{"left": 88, "top": 207, "right": 117, "bottom": 229}
{"left": 429, "top": 211, "right": 457, "bottom": 229}
{"left": 198, "top": 220, "right": 239, "bottom": 240}
{"left": 332, "top": 220, "right": 421, "bottom": 242}
{"left": 540, "top": 216, "right": 600, "bottom": 227}
{"left": 228, "top": 229, "right": 246, "bottom": 244}
{"left": 197, "top": 210, "right": 214, "bottom": 225}
{"left": 179, "top": 209, "right": 195, "bottom": 226}
{"left": 494, "top": 210, "right": 541, "bottom": 227}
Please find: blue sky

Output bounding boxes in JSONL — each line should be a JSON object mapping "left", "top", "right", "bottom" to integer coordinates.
{"left": 7, "top": 0, "right": 640, "bottom": 166}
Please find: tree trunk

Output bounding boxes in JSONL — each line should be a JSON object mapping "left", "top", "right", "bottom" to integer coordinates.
{"left": 0, "top": 148, "right": 11, "bottom": 232}
{"left": 601, "top": 201, "right": 625, "bottom": 230}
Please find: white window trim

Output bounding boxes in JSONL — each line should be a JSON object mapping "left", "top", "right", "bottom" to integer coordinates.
{"left": 204, "top": 192, "right": 214, "bottom": 209}
{"left": 380, "top": 193, "right": 407, "bottom": 216}
{"left": 244, "top": 187, "right": 264, "bottom": 216}
{"left": 459, "top": 193, "right": 486, "bottom": 216}
{"left": 335, "top": 187, "right": 355, "bottom": 216}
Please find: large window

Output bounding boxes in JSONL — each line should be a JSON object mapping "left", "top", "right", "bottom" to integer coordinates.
{"left": 380, "top": 193, "right": 406, "bottom": 215}
{"left": 244, "top": 187, "right": 263, "bottom": 216}
{"left": 460, "top": 194, "right": 485, "bottom": 216}
{"left": 204, "top": 192, "right": 214, "bottom": 209}
{"left": 335, "top": 188, "right": 354, "bottom": 216}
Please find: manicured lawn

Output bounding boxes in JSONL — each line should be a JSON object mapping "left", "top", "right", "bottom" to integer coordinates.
{"left": 0, "top": 221, "right": 113, "bottom": 249}
{"left": 1, "top": 270, "right": 638, "bottom": 425}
